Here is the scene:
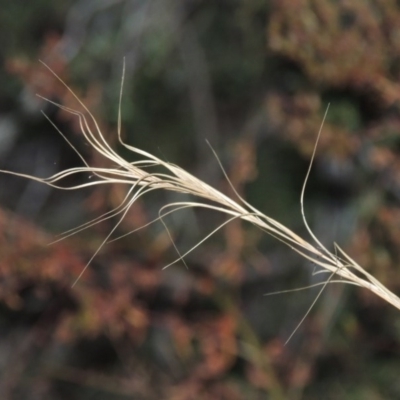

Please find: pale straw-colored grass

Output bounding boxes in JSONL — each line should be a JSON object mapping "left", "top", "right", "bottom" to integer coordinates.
{"left": 2, "top": 61, "right": 400, "bottom": 320}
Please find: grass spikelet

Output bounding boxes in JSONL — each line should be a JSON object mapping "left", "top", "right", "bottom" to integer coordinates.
{"left": 2, "top": 60, "right": 400, "bottom": 314}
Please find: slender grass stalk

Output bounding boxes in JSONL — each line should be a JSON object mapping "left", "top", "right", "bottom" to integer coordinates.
{"left": 2, "top": 61, "right": 400, "bottom": 313}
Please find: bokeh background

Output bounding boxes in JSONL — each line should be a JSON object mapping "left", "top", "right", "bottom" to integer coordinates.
{"left": 1, "top": 1, "right": 400, "bottom": 399}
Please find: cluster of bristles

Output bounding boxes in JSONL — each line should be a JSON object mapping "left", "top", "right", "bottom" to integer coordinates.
{"left": 2, "top": 61, "right": 399, "bottom": 342}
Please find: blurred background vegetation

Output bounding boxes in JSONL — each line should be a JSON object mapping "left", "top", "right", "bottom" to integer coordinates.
{"left": 1, "top": 0, "right": 400, "bottom": 399}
